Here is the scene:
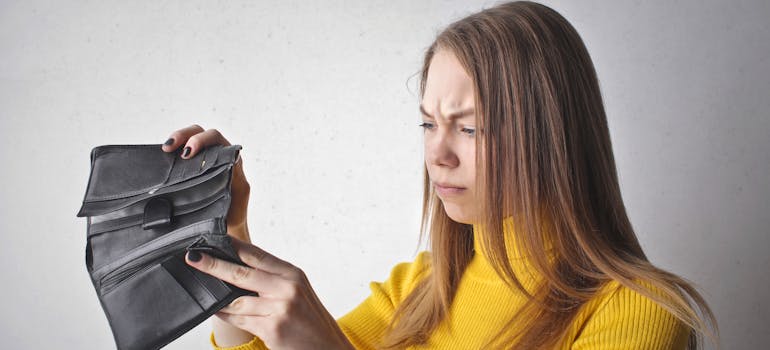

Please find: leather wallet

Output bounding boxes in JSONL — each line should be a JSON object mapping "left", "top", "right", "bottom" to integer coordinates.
{"left": 76, "top": 144, "right": 256, "bottom": 350}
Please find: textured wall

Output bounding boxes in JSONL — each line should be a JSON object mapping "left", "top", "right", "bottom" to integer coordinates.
{"left": 0, "top": 1, "right": 767, "bottom": 349}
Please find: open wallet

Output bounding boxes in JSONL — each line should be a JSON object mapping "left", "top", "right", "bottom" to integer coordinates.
{"left": 76, "top": 144, "right": 257, "bottom": 350}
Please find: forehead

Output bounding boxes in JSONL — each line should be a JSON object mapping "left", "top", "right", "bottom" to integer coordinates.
{"left": 422, "top": 49, "right": 475, "bottom": 111}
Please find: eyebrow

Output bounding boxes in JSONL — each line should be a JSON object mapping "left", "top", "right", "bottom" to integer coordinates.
{"left": 419, "top": 104, "right": 475, "bottom": 120}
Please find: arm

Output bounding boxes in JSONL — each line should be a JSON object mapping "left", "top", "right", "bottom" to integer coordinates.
{"left": 570, "top": 282, "right": 691, "bottom": 350}
{"left": 336, "top": 251, "right": 432, "bottom": 350}
{"left": 210, "top": 318, "right": 266, "bottom": 350}
{"left": 186, "top": 236, "right": 354, "bottom": 350}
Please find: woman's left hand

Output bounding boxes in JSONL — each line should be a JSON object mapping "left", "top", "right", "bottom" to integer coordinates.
{"left": 185, "top": 237, "right": 354, "bottom": 350}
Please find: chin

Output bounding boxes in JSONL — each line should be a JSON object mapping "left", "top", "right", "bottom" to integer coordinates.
{"left": 442, "top": 202, "right": 473, "bottom": 224}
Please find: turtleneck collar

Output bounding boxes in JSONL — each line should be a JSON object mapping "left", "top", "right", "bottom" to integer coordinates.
{"left": 471, "top": 215, "right": 530, "bottom": 260}
{"left": 467, "top": 216, "right": 553, "bottom": 285}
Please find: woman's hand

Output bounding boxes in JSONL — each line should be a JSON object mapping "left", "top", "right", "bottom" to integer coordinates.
{"left": 185, "top": 237, "right": 355, "bottom": 350}
{"left": 161, "top": 124, "right": 252, "bottom": 242}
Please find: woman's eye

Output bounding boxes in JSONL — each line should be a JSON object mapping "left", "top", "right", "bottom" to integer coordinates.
{"left": 418, "top": 122, "right": 435, "bottom": 130}
{"left": 418, "top": 122, "right": 475, "bottom": 137}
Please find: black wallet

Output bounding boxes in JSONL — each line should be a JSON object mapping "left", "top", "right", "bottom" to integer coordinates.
{"left": 76, "top": 144, "right": 256, "bottom": 350}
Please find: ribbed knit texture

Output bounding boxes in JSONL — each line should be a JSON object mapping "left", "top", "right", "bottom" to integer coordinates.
{"left": 211, "top": 217, "right": 690, "bottom": 349}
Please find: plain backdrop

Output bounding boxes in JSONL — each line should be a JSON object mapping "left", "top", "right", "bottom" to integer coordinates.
{"left": 1, "top": 0, "right": 768, "bottom": 349}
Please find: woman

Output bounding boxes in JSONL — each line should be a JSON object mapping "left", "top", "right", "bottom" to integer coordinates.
{"left": 163, "top": 1, "right": 717, "bottom": 349}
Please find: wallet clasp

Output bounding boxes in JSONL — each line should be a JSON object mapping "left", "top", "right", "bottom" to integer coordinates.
{"left": 142, "top": 197, "right": 173, "bottom": 230}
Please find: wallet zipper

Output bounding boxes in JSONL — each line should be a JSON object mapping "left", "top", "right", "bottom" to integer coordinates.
{"left": 95, "top": 219, "right": 222, "bottom": 295}
{"left": 99, "top": 235, "right": 207, "bottom": 295}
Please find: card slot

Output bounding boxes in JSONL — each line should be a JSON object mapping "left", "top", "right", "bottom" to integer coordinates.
{"left": 101, "top": 261, "right": 203, "bottom": 350}
{"left": 162, "top": 256, "right": 219, "bottom": 310}
{"left": 165, "top": 147, "right": 208, "bottom": 188}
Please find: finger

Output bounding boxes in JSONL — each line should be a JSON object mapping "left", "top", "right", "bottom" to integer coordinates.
{"left": 219, "top": 295, "right": 273, "bottom": 316}
{"left": 230, "top": 236, "right": 301, "bottom": 278}
{"left": 181, "top": 128, "right": 232, "bottom": 159}
{"left": 162, "top": 124, "right": 205, "bottom": 152}
{"left": 185, "top": 251, "right": 282, "bottom": 295}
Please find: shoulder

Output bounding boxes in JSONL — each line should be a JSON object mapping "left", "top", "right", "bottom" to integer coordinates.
{"left": 336, "top": 252, "right": 432, "bottom": 349}
{"left": 569, "top": 279, "right": 691, "bottom": 350}
{"left": 368, "top": 251, "right": 432, "bottom": 307}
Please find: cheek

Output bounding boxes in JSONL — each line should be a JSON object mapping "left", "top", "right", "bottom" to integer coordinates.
{"left": 462, "top": 141, "right": 478, "bottom": 189}
{"left": 423, "top": 137, "right": 433, "bottom": 171}
{"left": 462, "top": 142, "right": 476, "bottom": 169}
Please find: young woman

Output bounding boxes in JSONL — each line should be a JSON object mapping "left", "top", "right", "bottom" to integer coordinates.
{"left": 162, "top": 1, "right": 717, "bottom": 349}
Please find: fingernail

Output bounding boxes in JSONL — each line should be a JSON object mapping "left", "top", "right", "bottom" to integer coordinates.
{"left": 182, "top": 147, "right": 191, "bottom": 158}
{"left": 187, "top": 250, "right": 202, "bottom": 262}
{"left": 163, "top": 138, "right": 175, "bottom": 146}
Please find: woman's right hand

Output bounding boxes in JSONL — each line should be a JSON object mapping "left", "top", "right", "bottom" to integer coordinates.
{"left": 161, "top": 124, "right": 252, "bottom": 243}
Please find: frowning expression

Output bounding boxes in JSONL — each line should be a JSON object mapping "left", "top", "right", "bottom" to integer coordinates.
{"left": 421, "top": 49, "right": 480, "bottom": 224}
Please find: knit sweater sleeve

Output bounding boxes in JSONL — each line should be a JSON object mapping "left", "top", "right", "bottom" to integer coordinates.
{"left": 336, "top": 251, "right": 432, "bottom": 350}
{"left": 210, "top": 331, "right": 267, "bottom": 350}
{"left": 570, "top": 281, "right": 691, "bottom": 350}
{"left": 209, "top": 251, "right": 431, "bottom": 350}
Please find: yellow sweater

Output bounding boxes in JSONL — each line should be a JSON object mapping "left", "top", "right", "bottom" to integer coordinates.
{"left": 210, "top": 218, "right": 689, "bottom": 349}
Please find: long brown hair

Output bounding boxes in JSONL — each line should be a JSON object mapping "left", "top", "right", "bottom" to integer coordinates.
{"left": 379, "top": 1, "right": 718, "bottom": 349}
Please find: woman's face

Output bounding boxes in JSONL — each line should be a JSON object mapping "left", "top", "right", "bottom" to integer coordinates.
{"left": 421, "top": 49, "right": 480, "bottom": 224}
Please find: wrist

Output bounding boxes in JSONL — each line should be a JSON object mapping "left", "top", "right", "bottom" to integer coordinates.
{"left": 227, "top": 222, "right": 251, "bottom": 243}
{"left": 212, "top": 316, "right": 256, "bottom": 347}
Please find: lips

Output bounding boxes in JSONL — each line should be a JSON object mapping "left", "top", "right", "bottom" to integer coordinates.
{"left": 433, "top": 181, "right": 466, "bottom": 196}
{"left": 434, "top": 182, "right": 465, "bottom": 189}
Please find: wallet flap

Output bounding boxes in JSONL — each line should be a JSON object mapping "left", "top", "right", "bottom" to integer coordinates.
{"left": 76, "top": 144, "right": 241, "bottom": 217}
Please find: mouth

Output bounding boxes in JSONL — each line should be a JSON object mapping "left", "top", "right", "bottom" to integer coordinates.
{"left": 433, "top": 182, "right": 466, "bottom": 196}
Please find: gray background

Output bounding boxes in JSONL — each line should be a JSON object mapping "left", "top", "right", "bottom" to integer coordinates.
{"left": 1, "top": 0, "right": 767, "bottom": 349}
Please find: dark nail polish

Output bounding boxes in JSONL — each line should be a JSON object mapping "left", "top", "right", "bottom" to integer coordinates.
{"left": 187, "top": 250, "right": 201, "bottom": 262}
{"left": 182, "top": 147, "right": 191, "bottom": 158}
{"left": 163, "top": 138, "right": 174, "bottom": 146}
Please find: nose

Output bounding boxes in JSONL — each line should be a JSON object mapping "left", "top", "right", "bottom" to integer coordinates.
{"left": 425, "top": 129, "right": 459, "bottom": 168}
